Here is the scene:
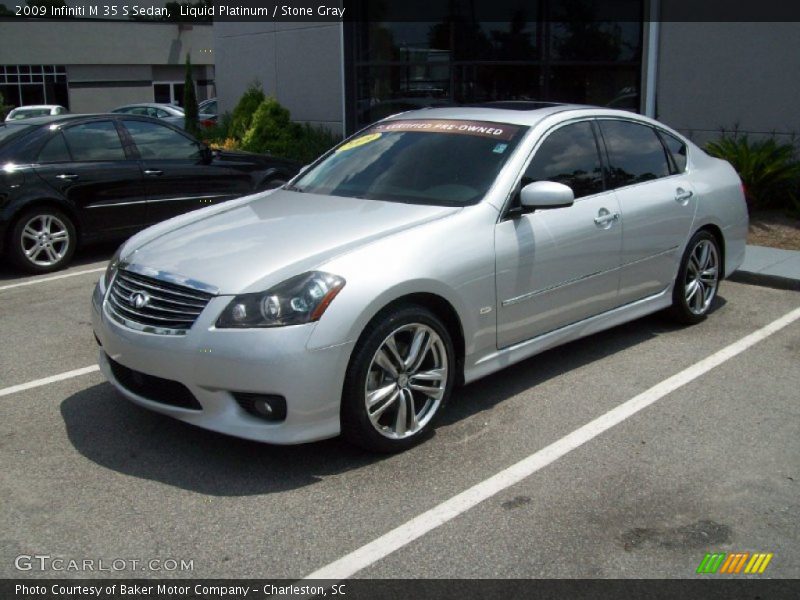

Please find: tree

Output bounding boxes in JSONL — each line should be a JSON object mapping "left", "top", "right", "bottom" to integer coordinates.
{"left": 0, "top": 92, "right": 12, "bottom": 120}
{"left": 183, "top": 53, "right": 200, "bottom": 136}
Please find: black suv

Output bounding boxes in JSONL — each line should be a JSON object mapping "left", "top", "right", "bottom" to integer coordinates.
{"left": 0, "top": 114, "right": 300, "bottom": 273}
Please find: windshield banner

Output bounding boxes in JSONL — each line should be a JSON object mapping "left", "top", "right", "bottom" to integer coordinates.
{"left": 372, "top": 120, "right": 521, "bottom": 141}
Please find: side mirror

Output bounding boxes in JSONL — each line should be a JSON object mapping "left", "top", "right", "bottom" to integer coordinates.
{"left": 519, "top": 181, "right": 574, "bottom": 210}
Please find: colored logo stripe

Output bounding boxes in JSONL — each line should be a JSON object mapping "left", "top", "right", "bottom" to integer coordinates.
{"left": 696, "top": 552, "right": 773, "bottom": 574}
{"left": 745, "top": 553, "right": 774, "bottom": 574}
{"left": 697, "top": 553, "right": 726, "bottom": 574}
{"left": 719, "top": 552, "right": 749, "bottom": 573}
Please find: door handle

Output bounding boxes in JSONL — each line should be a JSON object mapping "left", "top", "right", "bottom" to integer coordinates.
{"left": 144, "top": 169, "right": 163, "bottom": 176}
{"left": 594, "top": 211, "right": 620, "bottom": 225}
{"left": 675, "top": 187, "right": 693, "bottom": 202}
{"left": 55, "top": 173, "right": 79, "bottom": 180}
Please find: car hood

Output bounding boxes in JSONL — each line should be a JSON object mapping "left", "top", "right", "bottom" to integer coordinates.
{"left": 122, "top": 190, "right": 460, "bottom": 294}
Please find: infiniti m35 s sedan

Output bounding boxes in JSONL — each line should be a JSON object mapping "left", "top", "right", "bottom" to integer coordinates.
{"left": 92, "top": 104, "right": 748, "bottom": 452}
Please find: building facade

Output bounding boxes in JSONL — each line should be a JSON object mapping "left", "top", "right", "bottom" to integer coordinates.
{"left": 214, "top": 3, "right": 800, "bottom": 145}
{"left": 0, "top": 19, "right": 215, "bottom": 113}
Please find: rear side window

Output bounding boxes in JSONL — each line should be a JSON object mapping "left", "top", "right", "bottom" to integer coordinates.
{"left": 123, "top": 119, "right": 201, "bottom": 160}
{"left": 599, "top": 120, "right": 671, "bottom": 187}
{"left": 659, "top": 131, "right": 688, "bottom": 173}
{"left": 524, "top": 121, "right": 604, "bottom": 199}
{"left": 62, "top": 121, "right": 126, "bottom": 161}
{"left": 37, "top": 132, "right": 72, "bottom": 163}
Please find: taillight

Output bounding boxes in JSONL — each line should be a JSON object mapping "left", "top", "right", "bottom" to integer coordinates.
{"left": 201, "top": 119, "right": 215, "bottom": 128}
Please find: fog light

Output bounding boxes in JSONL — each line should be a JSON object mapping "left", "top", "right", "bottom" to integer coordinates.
{"left": 233, "top": 393, "right": 287, "bottom": 422}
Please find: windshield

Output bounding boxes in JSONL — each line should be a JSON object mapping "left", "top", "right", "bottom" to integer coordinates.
{"left": 291, "top": 119, "right": 527, "bottom": 206}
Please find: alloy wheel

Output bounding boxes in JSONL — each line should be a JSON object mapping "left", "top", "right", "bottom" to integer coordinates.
{"left": 19, "top": 214, "right": 71, "bottom": 267}
{"left": 364, "top": 323, "right": 449, "bottom": 439}
{"left": 684, "top": 238, "right": 719, "bottom": 315}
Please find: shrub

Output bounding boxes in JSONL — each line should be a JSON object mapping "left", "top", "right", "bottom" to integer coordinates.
{"left": 241, "top": 97, "right": 299, "bottom": 158}
{"left": 705, "top": 134, "right": 800, "bottom": 211}
{"left": 241, "top": 97, "right": 341, "bottom": 163}
{"left": 229, "top": 83, "right": 265, "bottom": 140}
{"left": 0, "top": 92, "right": 11, "bottom": 120}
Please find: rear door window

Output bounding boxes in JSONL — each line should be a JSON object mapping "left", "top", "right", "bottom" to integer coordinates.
{"left": 659, "top": 131, "right": 688, "bottom": 173}
{"left": 599, "top": 120, "right": 671, "bottom": 188}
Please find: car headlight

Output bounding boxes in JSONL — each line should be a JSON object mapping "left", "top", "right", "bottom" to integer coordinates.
{"left": 103, "top": 247, "right": 122, "bottom": 289}
{"left": 216, "top": 271, "right": 346, "bottom": 328}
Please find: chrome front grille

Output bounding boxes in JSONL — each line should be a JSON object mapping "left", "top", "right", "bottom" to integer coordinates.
{"left": 107, "top": 269, "right": 214, "bottom": 333}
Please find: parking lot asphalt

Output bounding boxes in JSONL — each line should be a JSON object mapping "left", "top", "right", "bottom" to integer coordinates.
{"left": 0, "top": 256, "right": 798, "bottom": 580}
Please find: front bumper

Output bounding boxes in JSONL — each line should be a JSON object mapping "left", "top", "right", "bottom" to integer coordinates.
{"left": 92, "top": 280, "right": 354, "bottom": 444}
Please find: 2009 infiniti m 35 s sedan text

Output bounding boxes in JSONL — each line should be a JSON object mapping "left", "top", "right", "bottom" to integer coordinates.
{"left": 92, "top": 104, "right": 748, "bottom": 452}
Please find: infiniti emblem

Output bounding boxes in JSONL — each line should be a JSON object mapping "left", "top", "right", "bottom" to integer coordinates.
{"left": 129, "top": 291, "right": 150, "bottom": 309}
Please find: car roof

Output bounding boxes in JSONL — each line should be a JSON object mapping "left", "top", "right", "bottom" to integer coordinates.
{"left": 382, "top": 102, "right": 636, "bottom": 127}
{"left": 10, "top": 105, "right": 63, "bottom": 110}
{"left": 114, "top": 103, "right": 183, "bottom": 110}
{"left": 2, "top": 113, "right": 180, "bottom": 127}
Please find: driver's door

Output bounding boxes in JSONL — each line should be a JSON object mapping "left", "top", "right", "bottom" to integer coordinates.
{"left": 495, "top": 120, "right": 623, "bottom": 348}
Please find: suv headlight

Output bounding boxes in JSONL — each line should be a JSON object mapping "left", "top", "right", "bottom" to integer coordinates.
{"left": 216, "top": 271, "right": 345, "bottom": 328}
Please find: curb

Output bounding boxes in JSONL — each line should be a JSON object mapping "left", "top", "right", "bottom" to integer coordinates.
{"left": 729, "top": 271, "right": 800, "bottom": 292}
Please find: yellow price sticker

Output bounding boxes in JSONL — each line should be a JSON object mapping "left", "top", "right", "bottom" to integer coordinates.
{"left": 336, "top": 132, "right": 382, "bottom": 152}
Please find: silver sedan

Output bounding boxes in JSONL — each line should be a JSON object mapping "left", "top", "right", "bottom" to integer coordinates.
{"left": 92, "top": 104, "right": 748, "bottom": 452}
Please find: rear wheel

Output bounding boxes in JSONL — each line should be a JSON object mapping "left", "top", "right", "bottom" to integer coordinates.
{"left": 341, "top": 305, "right": 455, "bottom": 453}
{"left": 668, "top": 231, "right": 721, "bottom": 324}
{"left": 9, "top": 208, "right": 76, "bottom": 273}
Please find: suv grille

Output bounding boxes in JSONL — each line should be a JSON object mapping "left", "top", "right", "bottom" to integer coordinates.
{"left": 107, "top": 269, "right": 214, "bottom": 332}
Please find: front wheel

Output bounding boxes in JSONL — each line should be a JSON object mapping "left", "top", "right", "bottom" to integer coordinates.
{"left": 668, "top": 231, "right": 721, "bottom": 324}
{"left": 9, "top": 208, "right": 77, "bottom": 273}
{"left": 341, "top": 306, "right": 456, "bottom": 453}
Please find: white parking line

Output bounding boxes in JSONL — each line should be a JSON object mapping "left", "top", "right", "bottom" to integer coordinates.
{"left": 0, "top": 365, "right": 100, "bottom": 398}
{"left": 0, "top": 267, "right": 106, "bottom": 292}
{"left": 304, "top": 305, "right": 800, "bottom": 581}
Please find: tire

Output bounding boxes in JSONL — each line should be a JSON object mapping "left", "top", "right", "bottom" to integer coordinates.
{"left": 668, "top": 230, "right": 721, "bottom": 325}
{"left": 341, "top": 305, "right": 456, "bottom": 453}
{"left": 8, "top": 207, "right": 77, "bottom": 274}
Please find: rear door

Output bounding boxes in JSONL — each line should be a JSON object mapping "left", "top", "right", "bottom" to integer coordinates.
{"left": 33, "top": 120, "right": 147, "bottom": 235}
{"left": 119, "top": 119, "right": 252, "bottom": 224}
{"left": 597, "top": 119, "right": 697, "bottom": 304}
{"left": 495, "top": 120, "right": 623, "bottom": 348}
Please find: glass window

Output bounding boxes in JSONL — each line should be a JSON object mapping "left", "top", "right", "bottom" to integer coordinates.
{"left": 659, "top": 130, "right": 687, "bottom": 173}
{"left": 123, "top": 119, "right": 201, "bottom": 160}
{"left": 524, "top": 121, "right": 604, "bottom": 199}
{"left": 62, "top": 121, "right": 126, "bottom": 161}
{"left": 293, "top": 119, "right": 527, "bottom": 206}
{"left": 599, "top": 120, "right": 671, "bottom": 187}
{"left": 37, "top": 132, "right": 72, "bottom": 163}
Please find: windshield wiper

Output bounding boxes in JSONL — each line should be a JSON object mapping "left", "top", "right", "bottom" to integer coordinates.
{"left": 283, "top": 183, "right": 304, "bottom": 193}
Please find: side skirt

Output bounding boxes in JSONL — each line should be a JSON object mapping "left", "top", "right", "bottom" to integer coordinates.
{"left": 464, "top": 287, "right": 672, "bottom": 384}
